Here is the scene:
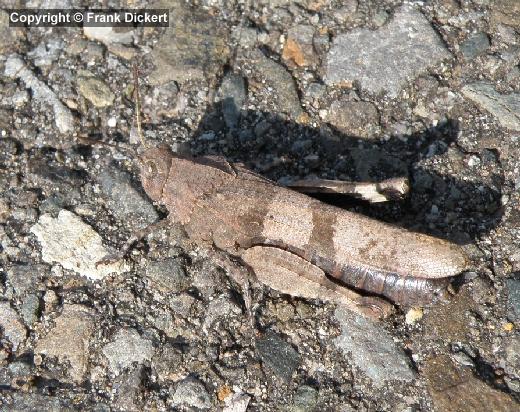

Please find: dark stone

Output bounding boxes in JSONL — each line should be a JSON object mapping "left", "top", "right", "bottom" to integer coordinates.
{"left": 97, "top": 166, "right": 158, "bottom": 231}
{"left": 256, "top": 332, "right": 301, "bottom": 381}
{"left": 0, "top": 393, "right": 74, "bottom": 412}
{"left": 505, "top": 278, "right": 520, "bottom": 321}
{"left": 250, "top": 50, "right": 303, "bottom": 119}
{"left": 325, "top": 100, "right": 380, "bottom": 139}
{"left": 460, "top": 32, "right": 490, "bottom": 60}
{"left": 292, "top": 385, "right": 319, "bottom": 411}
{"left": 144, "top": 258, "right": 190, "bottom": 294}
{"left": 19, "top": 293, "right": 41, "bottom": 326}
{"left": 150, "top": 4, "right": 230, "bottom": 84}
{"left": 7, "top": 264, "right": 45, "bottom": 297}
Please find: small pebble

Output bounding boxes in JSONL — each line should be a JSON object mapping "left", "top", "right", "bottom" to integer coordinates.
{"left": 405, "top": 307, "right": 424, "bottom": 324}
{"left": 107, "top": 117, "right": 117, "bottom": 127}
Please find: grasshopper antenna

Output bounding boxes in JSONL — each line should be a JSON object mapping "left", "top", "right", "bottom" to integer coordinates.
{"left": 78, "top": 64, "right": 146, "bottom": 158}
{"left": 133, "top": 63, "right": 147, "bottom": 149}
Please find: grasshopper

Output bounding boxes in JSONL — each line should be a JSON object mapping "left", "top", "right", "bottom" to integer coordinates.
{"left": 99, "top": 66, "right": 468, "bottom": 319}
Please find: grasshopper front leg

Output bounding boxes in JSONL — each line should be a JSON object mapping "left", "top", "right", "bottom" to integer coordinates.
{"left": 96, "top": 219, "right": 172, "bottom": 267}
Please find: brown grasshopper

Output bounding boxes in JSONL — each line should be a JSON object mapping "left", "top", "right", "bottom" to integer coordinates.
{"left": 99, "top": 67, "right": 468, "bottom": 319}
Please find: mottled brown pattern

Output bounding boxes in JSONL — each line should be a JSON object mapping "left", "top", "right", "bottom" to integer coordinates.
{"left": 139, "top": 147, "right": 175, "bottom": 202}
{"left": 159, "top": 154, "right": 236, "bottom": 226}
{"left": 261, "top": 190, "right": 314, "bottom": 249}
{"left": 140, "top": 149, "right": 469, "bottom": 306}
{"left": 187, "top": 178, "right": 273, "bottom": 250}
{"left": 332, "top": 212, "right": 467, "bottom": 279}
{"left": 307, "top": 202, "right": 337, "bottom": 263}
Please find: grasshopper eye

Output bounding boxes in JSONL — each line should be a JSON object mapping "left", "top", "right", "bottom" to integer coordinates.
{"left": 146, "top": 160, "right": 158, "bottom": 177}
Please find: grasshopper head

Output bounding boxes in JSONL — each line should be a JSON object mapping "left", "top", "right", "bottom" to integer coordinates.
{"left": 138, "top": 145, "right": 173, "bottom": 203}
{"left": 131, "top": 65, "right": 176, "bottom": 203}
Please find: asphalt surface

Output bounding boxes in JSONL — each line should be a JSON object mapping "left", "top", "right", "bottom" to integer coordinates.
{"left": 0, "top": 1, "right": 519, "bottom": 411}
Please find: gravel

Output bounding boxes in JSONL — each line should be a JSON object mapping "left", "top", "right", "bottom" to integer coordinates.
{"left": 0, "top": 302, "right": 27, "bottom": 352}
{"left": 1, "top": 1, "right": 519, "bottom": 409}
{"left": 4, "top": 54, "right": 74, "bottom": 133}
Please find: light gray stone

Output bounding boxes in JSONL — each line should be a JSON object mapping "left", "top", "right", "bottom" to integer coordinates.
{"left": 102, "top": 329, "right": 154, "bottom": 375}
{"left": 333, "top": 307, "right": 415, "bottom": 388}
{"left": 223, "top": 392, "right": 250, "bottom": 412}
{"left": 461, "top": 82, "right": 520, "bottom": 131}
{"left": 4, "top": 54, "right": 74, "bottom": 133}
{"left": 171, "top": 377, "right": 212, "bottom": 409}
{"left": 28, "top": 39, "right": 63, "bottom": 67}
{"left": 326, "top": 5, "right": 451, "bottom": 97}
{"left": 203, "top": 292, "right": 242, "bottom": 332}
{"left": 217, "top": 73, "right": 247, "bottom": 130}
{"left": 83, "top": 26, "right": 134, "bottom": 46}
{"left": 30, "top": 210, "right": 128, "bottom": 280}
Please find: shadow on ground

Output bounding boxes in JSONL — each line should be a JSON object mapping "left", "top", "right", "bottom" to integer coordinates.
{"left": 191, "top": 103, "right": 503, "bottom": 244}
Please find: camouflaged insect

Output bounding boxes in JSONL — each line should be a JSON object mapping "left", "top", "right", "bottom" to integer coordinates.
{"left": 137, "top": 146, "right": 468, "bottom": 318}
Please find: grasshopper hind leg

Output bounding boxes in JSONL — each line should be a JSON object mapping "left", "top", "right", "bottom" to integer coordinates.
{"left": 241, "top": 246, "right": 394, "bottom": 319}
